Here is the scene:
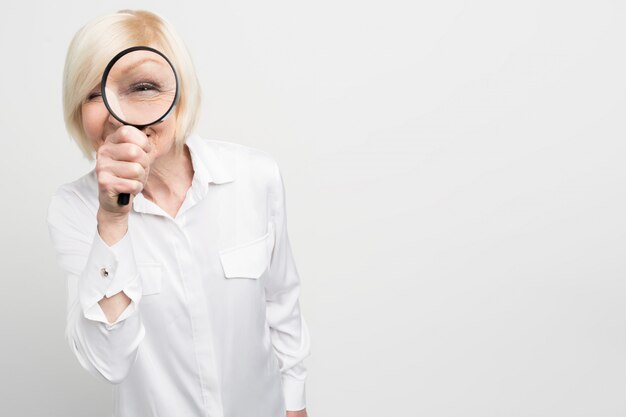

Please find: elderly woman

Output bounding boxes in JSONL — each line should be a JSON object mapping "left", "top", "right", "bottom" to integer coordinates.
{"left": 46, "top": 9, "right": 311, "bottom": 417}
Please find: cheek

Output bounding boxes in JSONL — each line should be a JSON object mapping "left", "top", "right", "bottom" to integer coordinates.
{"left": 81, "top": 103, "right": 107, "bottom": 143}
{"left": 152, "top": 117, "right": 177, "bottom": 148}
{"left": 159, "top": 116, "right": 176, "bottom": 135}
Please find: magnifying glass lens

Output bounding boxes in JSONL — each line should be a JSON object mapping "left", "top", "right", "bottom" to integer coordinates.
{"left": 103, "top": 49, "right": 177, "bottom": 127}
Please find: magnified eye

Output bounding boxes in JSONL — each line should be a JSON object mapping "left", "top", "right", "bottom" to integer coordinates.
{"left": 129, "top": 82, "right": 161, "bottom": 94}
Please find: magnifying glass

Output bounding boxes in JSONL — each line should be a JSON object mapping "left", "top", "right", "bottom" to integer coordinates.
{"left": 100, "top": 45, "right": 180, "bottom": 206}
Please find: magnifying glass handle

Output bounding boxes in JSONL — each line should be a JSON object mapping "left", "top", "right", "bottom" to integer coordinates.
{"left": 118, "top": 193, "right": 130, "bottom": 206}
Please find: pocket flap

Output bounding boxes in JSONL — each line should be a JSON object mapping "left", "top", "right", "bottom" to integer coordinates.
{"left": 218, "top": 230, "right": 273, "bottom": 279}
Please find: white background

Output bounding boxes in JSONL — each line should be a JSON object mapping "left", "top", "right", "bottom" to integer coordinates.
{"left": 1, "top": 1, "right": 624, "bottom": 416}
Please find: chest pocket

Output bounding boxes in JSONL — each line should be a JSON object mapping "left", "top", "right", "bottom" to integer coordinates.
{"left": 218, "top": 223, "right": 275, "bottom": 279}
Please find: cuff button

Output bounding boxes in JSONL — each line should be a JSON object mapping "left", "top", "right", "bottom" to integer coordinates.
{"left": 100, "top": 267, "right": 109, "bottom": 278}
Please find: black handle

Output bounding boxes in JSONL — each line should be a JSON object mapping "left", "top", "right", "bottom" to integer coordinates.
{"left": 117, "top": 193, "right": 130, "bottom": 206}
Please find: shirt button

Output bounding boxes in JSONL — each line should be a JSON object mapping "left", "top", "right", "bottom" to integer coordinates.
{"left": 100, "top": 267, "right": 109, "bottom": 278}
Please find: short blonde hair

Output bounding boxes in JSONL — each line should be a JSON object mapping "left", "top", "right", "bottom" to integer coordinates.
{"left": 62, "top": 9, "right": 201, "bottom": 161}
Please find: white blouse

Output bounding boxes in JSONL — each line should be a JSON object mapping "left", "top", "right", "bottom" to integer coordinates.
{"left": 46, "top": 133, "right": 311, "bottom": 417}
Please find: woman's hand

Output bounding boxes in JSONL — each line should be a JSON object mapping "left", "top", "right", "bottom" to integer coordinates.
{"left": 95, "top": 125, "right": 153, "bottom": 217}
{"left": 286, "top": 409, "right": 308, "bottom": 417}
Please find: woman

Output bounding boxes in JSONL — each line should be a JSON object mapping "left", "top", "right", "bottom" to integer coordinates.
{"left": 47, "top": 9, "right": 311, "bottom": 417}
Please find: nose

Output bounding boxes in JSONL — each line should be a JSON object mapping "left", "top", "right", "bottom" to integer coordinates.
{"left": 103, "top": 112, "right": 126, "bottom": 140}
{"left": 107, "top": 112, "right": 124, "bottom": 129}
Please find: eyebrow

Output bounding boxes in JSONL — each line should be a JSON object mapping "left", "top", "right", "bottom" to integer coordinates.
{"left": 111, "top": 57, "right": 165, "bottom": 77}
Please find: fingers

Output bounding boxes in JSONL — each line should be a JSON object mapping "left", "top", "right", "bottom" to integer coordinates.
{"left": 100, "top": 142, "right": 151, "bottom": 169}
{"left": 103, "top": 159, "right": 148, "bottom": 184}
{"left": 107, "top": 125, "right": 152, "bottom": 154}
{"left": 98, "top": 170, "right": 144, "bottom": 197}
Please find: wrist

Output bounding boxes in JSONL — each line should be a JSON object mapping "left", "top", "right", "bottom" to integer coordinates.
{"left": 97, "top": 207, "right": 129, "bottom": 225}
{"left": 97, "top": 209, "right": 129, "bottom": 246}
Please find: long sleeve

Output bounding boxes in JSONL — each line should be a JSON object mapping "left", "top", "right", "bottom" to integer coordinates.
{"left": 265, "top": 162, "right": 312, "bottom": 411}
{"left": 46, "top": 187, "right": 146, "bottom": 384}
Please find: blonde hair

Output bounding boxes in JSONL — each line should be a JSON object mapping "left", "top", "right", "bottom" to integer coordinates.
{"left": 62, "top": 9, "right": 201, "bottom": 161}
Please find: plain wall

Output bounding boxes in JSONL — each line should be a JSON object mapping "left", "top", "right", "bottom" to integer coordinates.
{"left": 0, "top": 0, "right": 624, "bottom": 416}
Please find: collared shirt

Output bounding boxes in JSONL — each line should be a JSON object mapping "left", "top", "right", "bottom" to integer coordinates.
{"left": 46, "top": 133, "right": 311, "bottom": 417}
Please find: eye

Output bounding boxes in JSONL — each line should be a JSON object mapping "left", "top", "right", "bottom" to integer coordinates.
{"left": 86, "top": 91, "right": 101, "bottom": 101}
{"left": 129, "top": 82, "right": 160, "bottom": 93}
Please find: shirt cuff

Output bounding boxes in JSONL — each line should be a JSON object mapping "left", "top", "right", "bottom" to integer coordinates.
{"left": 282, "top": 374, "right": 306, "bottom": 411}
{"left": 78, "top": 225, "right": 142, "bottom": 324}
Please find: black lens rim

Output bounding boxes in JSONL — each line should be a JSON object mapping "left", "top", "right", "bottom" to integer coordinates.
{"left": 100, "top": 45, "right": 180, "bottom": 129}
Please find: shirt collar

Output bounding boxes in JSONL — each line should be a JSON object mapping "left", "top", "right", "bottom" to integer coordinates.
{"left": 186, "top": 133, "right": 235, "bottom": 185}
{"left": 132, "top": 133, "right": 235, "bottom": 215}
